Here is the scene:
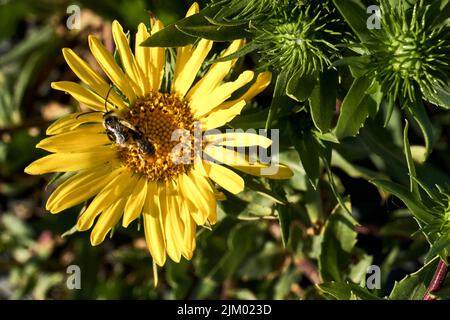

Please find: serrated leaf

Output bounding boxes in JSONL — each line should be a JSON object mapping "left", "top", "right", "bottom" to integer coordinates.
{"left": 389, "top": 258, "right": 439, "bottom": 300}
{"left": 425, "top": 234, "right": 450, "bottom": 262}
{"left": 423, "top": 82, "right": 450, "bottom": 109}
{"left": 334, "top": 76, "right": 373, "bottom": 139}
{"left": 317, "top": 282, "right": 380, "bottom": 300}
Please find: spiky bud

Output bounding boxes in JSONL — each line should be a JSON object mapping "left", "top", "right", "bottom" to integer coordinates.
{"left": 366, "top": 0, "right": 450, "bottom": 103}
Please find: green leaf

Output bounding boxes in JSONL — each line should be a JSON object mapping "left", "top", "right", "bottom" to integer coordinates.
{"left": 332, "top": 0, "right": 373, "bottom": 43}
{"left": 165, "top": 259, "right": 193, "bottom": 299}
{"left": 389, "top": 258, "right": 439, "bottom": 300}
{"left": 349, "top": 252, "right": 373, "bottom": 284}
{"left": 317, "top": 282, "right": 380, "bottom": 300}
{"left": 286, "top": 71, "right": 318, "bottom": 103}
{"left": 209, "top": 41, "right": 262, "bottom": 64}
{"left": 204, "top": 15, "right": 249, "bottom": 27}
{"left": 265, "top": 71, "right": 290, "bottom": 129}
{"left": 304, "top": 182, "right": 325, "bottom": 224}
{"left": 177, "top": 23, "right": 249, "bottom": 41}
{"left": 318, "top": 201, "right": 357, "bottom": 282}
{"left": 429, "top": 0, "right": 450, "bottom": 28}
{"left": 141, "top": 7, "right": 221, "bottom": 47}
{"left": 237, "top": 243, "right": 285, "bottom": 280}
{"left": 0, "top": 25, "right": 54, "bottom": 66}
{"left": 331, "top": 150, "right": 386, "bottom": 181}
{"left": 277, "top": 204, "right": 292, "bottom": 248}
{"left": 403, "top": 121, "right": 420, "bottom": 199}
{"left": 423, "top": 82, "right": 450, "bottom": 109}
{"left": 309, "top": 69, "right": 338, "bottom": 133}
{"left": 290, "top": 129, "right": 321, "bottom": 189}
{"left": 243, "top": 177, "right": 286, "bottom": 205}
{"left": 405, "top": 100, "right": 434, "bottom": 159}
{"left": 334, "top": 76, "right": 373, "bottom": 139}
{"left": 370, "top": 179, "right": 435, "bottom": 225}
{"left": 425, "top": 234, "right": 450, "bottom": 262}
{"left": 229, "top": 108, "right": 269, "bottom": 129}
{"left": 141, "top": 5, "right": 249, "bottom": 47}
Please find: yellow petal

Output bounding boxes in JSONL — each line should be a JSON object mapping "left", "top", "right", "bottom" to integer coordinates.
{"left": 191, "top": 70, "right": 254, "bottom": 117}
{"left": 186, "top": 2, "right": 199, "bottom": 16}
{"left": 186, "top": 39, "right": 245, "bottom": 102}
{"left": 51, "top": 81, "right": 108, "bottom": 111}
{"left": 88, "top": 35, "right": 136, "bottom": 103}
{"left": 90, "top": 197, "right": 126, "bottom": 246}
{"left": 178, "top": 172, "right": 214, "bottom": 226}
{"left": 46, "top": 165, "right": 115, "bottom": 213}
{"left": 204, "top": 145, "right": 293, "bottom": 179}
{"left": 180, "top": 202, "right": 196, "bottom": 260}
{"left": 205, "top": 132, "right": 272, "bottom": 148}
{"left": 232, "top": 163, "right": 294, "bottom": 180}
{"left": 76, "top": 167, "right": 132, "bottom": 231}
{"left": 37, "top": 125, "right": 109, "bottom": 153}
{"left": 203, "top": 161, "right": 244, "bottom": 194}
{"left": 135, "top": 23, "right": 152, "bottom": 94}
{"left": 203, "top": 145, "right": 249, "bottom": 165}
{"left": 46, "top": 112, "right": 102, "bottom": 135}
{"left": 143, "top": 183, "right": 166, "bottom": 266}
{"left": 200, "top": 100, "right": 246, "bottom": 130}
{"left": 172, "top": 39, "right": 213, "bottom": 97}
{"left": 203, "top": 145, "right": 293, "bottom": 179}
{"left": 164, "top": 182, "right": 184, "bottom": 263}
{"left": 149, "top": 20, "right": 165, "bottom": 91}
{"left": 112, "top": 20, "right": 145, "bottom": 96}
{"left": 221, "top": 71, "right": 272, "bottom": 109}
{"left": 25, "top": 147, "right": 117, "bottom": 175}
{"left": 62, "top": 48, "right": 126, "bottom": 109}
{"left": 123, "top": 177, "right": 148, "bottom": 227}
{"left": 172, "top": 0, "right": 199, "bottom": 96}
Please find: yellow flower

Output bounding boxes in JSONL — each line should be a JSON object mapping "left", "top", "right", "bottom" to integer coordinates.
{"left": 25, "top": 3, "right": 293, "bottom": 267}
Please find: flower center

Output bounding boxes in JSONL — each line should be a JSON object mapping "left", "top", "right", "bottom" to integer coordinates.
{"left": 388, "top": 34, "right": 423, "bottom": 77}
{"left": 119, "top": 92, "right": 195, "bottom": 182}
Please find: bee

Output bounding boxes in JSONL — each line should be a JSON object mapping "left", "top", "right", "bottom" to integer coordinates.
{"left": 77, "top": 87, "right": 156, "bottom": 156}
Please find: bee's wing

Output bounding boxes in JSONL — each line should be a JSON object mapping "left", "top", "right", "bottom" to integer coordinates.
{"left": 118, "top": 119, "right": 138, "bottom": 131}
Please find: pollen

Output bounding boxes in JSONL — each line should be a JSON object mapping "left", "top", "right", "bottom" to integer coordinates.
{"left": 119, "top": 91, "right": 196, "bottom": 182}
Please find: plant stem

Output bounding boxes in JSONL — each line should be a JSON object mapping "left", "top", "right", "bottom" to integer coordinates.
{"left": 423, "top": 258, "right": 449, "bottom": 300}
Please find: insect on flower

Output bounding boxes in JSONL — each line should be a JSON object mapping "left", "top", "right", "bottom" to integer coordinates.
{"left": 77, "top": 87, "right": 157, "bottom": 157}
{"left": 25, "top": 2, "right": 293, "bottom": 267}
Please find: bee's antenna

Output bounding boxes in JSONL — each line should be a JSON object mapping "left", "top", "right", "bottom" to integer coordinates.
{"left": 75, "top": 87, "right": 115, "bottom": 120}
{"left": 76, "top": 111, "right": 101, "bottom": 119}
{"left": 104, "top": 86, "right": 113, "bottom": 112}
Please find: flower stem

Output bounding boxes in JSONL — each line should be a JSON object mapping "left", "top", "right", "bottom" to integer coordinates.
{"left": 423, "top": 257, "right": 449, "bottom": 300}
